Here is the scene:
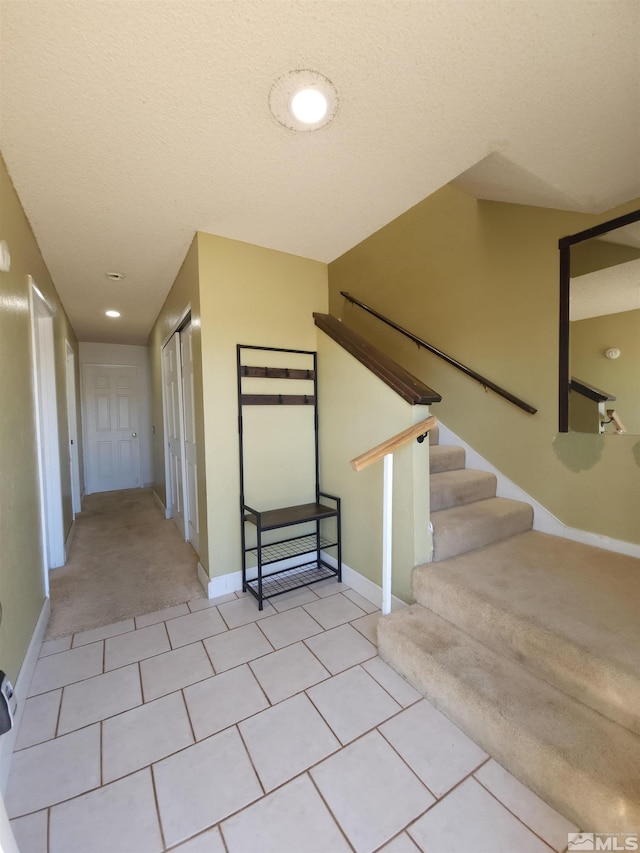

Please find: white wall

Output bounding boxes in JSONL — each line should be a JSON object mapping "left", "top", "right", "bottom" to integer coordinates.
{"left": 79, "top": 343, "right": 154, "bottom": 486}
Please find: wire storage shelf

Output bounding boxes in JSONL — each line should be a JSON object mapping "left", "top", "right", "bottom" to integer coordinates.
{"left": 245, "top": 533, "right": 336, "bottom": 566}
{"left": 245, "top": 561, "right": 339, "bottom": 599}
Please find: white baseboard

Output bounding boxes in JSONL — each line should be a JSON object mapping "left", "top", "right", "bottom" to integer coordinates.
{"left": 152, "top": 489, "right": 170, "bottom": 519}
{"left": 0, "top": 598, "right": 50, "bottom": 793}
{"left": 437, "top": 421, "right": 640, "bottom": 559}
{"left": 321, "top": 553, "right": 407, "bottom": 611}
{"left": 198, "top": 552, "right": 407, "bottom": 610}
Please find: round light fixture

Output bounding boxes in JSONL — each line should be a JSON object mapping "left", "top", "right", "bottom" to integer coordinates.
{"left": 605, "top": 348, "right": 621, "bottom": 360}
{"left": 269, "top": 70, "right": 338, "bottom": 132}
{"left": 105, "top": 272, "right": 125, "bottom": 281}
{"left": 105, "top": 310, "right": 120, "bottom": 318}
{"left": 290, "top": 88, "right": 328, "bottom": 124}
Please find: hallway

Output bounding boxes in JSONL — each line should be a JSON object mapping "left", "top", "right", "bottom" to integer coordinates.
{"left": 6, "top": 490, "right": 579, "bottom": 852}
{"left": 46, "top": 489, "right": 204, "bottom": 639}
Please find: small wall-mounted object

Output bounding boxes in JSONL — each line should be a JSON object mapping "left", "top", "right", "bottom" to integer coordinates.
{"left": 0, "top": 671, "right": 14, "bottom": 736}
{"left": 605, "top": 348, "right": 621, "bottom": 360}
{"left": 0, "top": 241, "right": 10, "bottom": 273}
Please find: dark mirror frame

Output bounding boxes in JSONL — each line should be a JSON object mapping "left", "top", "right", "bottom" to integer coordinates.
{"left": 558, "top": 207, "right": 640, "bottom": 433}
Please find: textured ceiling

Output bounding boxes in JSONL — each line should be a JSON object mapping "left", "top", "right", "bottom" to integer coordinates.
{"left": 571, "top": 260, "right": 640, "bottom": 322}
{"left": 1, "top": 0, "right": 639, "bottom": 344}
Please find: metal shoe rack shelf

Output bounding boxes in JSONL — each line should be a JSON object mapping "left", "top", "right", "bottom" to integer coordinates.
{"left": 237, "top": 344, "right": 342, "bottom": 610}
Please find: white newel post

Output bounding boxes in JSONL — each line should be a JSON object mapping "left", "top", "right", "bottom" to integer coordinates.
{"left": 382, "top": 452, "right": 393, "bottom": 615}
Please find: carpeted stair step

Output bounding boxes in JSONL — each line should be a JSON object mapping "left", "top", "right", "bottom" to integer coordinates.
{"left": 431, "top": 497, "right": 533, "bottom": 561}
{"left": 429, "top": 443, "right": 465, "bottom": 473}
{"left": 377, "top": 604, "right": 640, "bottom": 832}
{"left": 413, "top": 530, "right": 640, "bottom": 735}
{"left": 430, "top": 468, "right": 497, "bottom": 511}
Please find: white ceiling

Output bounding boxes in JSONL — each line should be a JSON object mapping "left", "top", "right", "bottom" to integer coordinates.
{"left": 571, "top": 258, "right": 640, "bottom": 322}
{"left": 1, "top": 0, "right": 639, "bottom": 345}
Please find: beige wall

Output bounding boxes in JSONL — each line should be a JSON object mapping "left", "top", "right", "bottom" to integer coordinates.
{"left": 570, "top": 309, "right": 640, "bottom": 435}
{"left": 0, "top": 153, "right": 79, "bottom": 683}
{"left": 196, "top": 233, "right": 328, "bottom": 578}
{"left": 148, "top": 236, "right": 208, "bottom": 568}
{"left": 329, "top": 185, "right": 640, "bottom": 545}
{"left": 318, "top": 333, "right": 431, "bottom": 602}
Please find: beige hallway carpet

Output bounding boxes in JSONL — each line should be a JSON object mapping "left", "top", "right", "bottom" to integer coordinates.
{"left": 46, "top": 489, "right": 205, "bottom": 639}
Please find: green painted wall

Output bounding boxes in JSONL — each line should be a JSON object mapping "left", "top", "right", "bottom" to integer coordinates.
{"left": 149, "top": 232, "right": 328, "bottom": 581}
{"left": 197, "top": 233, "right": 328, "bottom": 579}
{"left": 571, "top": 309, "right": 640, "bottom": 435}
{"left": 0, "top": 153, "right": 80, "bottom": 683}
{"left": 328, "top": 185, "right": 640, "bottom": 545}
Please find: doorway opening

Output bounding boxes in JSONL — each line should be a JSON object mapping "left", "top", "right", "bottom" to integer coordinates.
{"left": 29, "top": 278, "right": 65, "bottom": 593}
{"left": 162, "top": 312, "right": 200, "bottom": 556}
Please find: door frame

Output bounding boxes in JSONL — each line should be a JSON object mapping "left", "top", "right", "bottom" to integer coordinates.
{"left": 81, "top": 362, "right": 143, "bottom": 495}
{"left": 160, "top": 305, "right": 191, "bottom": 537}
{"left": 29, "top": 277, "right": 65, "bottom": 592}
{"left": 65, "top": 341, "right": 82, "bottom": 516}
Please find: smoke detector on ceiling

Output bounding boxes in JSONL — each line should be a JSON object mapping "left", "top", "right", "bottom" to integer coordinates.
{"left": 269, "top": 70, "right": 338, "bottom": 132}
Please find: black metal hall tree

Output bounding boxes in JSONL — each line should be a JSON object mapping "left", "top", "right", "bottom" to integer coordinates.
{"left": 237, "top": 344, "right": 342, "bottom": 610}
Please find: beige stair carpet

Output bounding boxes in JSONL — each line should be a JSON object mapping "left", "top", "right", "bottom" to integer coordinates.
{"left": 378, "top": 604, "right": 640, "bottom": 833}
{"left": 378, "top": 422, "right": 640, "bottom": 831}
{"left": 46, "top": 488, "right": 204, "bottom": 639}
{"left": 414, "top": 530, "right": 640, "bottom": 735}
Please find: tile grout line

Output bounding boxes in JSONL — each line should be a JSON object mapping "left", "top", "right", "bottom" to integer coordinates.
{"left": 472, "top": 772, "right": 564, "bottom": 852}
{"left": 149, "top": 763, "right": 167, "bottom": 851}
{"left": 180, "top": 687, "right": 197, "bottom": 745}
{"left": 306, "top": 770, "right": 358, "bottom": 853}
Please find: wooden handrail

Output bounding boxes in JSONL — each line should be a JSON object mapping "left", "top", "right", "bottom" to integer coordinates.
{"left": 604, "top": 409, "right": 627, "bottom": 434}
{"left": 350, "top": 416, "right": 437, "bottom": 472}
{"left": 341, "top": 291, "right": 537, "bottom": 415}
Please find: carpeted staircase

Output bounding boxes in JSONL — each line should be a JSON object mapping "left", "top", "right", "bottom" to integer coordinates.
{"left": 378, "top": 424, "right": 640, "bottom": 831}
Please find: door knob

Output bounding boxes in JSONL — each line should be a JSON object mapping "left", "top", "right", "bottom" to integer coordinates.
{"left": 131, "top": 432, "right": 137, "bottom": 437}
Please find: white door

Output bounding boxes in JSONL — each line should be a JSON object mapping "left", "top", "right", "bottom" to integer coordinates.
{"left": 163, "top": 335, "right": 186, "bottom": 538}
{"left": 65, "top": 343, "right": 81, "bottom": 516}
{"left": 181, "top": 323, "right": 200, "bottom": 553}
{"left": 83, "top": 364, "right": 141, "bottom": 494}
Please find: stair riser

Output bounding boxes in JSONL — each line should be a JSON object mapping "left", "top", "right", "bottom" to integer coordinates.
{"left": 378, "top": 613, "right": 640, "bottom": 832}
{"left": 429, "top": 446, "right": 465, "bottom": 473}
{"left": 431, "top": 504, "right": 533, "bottom": 561}
{"left": 430, "top": 472, "right": 497, "bottom": 511}
{"left": 414, "top": 573, "right": 640, "bottom": 734}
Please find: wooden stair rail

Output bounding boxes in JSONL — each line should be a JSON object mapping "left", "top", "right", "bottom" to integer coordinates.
{"left": 340, "top": 291, "right": 537, "bottom": 415}
{"left": 350, "top": 416, "right": 436, "bottom": 616}
{"left": 604, "top": 409, "right": 627, "bottom": 435}
{"left": 313, "top": 313, "right": 441, "bottom": 405}
{"left": 350, "top": 416, "right": 437, "bottom": 472}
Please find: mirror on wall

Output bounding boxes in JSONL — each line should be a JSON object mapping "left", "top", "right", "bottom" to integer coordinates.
{"left": 559, "top": 208, "right": 640, "bottom": 435}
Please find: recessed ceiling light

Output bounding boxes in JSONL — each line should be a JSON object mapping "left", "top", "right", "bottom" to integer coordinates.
{"left": 290, "top": 88, "right": 328, "bottom": 124}
{"left": 105, "top": 272, "right": 125, "bottom": 281}
{"left": 269, "top": 70, "right": 338, "bottom": 132}
{"left": 105, "top": 309, "right": 120, "bottom": 318}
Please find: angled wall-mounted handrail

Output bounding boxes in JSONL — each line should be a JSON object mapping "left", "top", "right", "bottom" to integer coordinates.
{"left": 350, "top": 416, "right": 437, "bottom": 472}
{"left": 341, "top": 291, "right": 537, "bottom": 415}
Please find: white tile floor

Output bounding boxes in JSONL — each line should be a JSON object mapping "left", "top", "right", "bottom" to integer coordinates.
{"left": 7, "top": 581, "right": 578, "bottom": 853}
